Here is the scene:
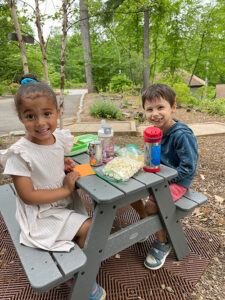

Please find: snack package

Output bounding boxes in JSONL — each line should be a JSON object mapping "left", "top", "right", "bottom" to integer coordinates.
{"left": 116, "top": 144, "right": 144, "bottom": 163}
{"left": 102, "top": 156, "right": 144, "bottom": 181}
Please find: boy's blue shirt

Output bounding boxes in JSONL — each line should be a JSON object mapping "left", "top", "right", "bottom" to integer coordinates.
{"left": 161, "top": 120, "right": 198, "bottom": 188}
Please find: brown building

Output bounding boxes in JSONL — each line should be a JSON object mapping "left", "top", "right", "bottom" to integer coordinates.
{"left": 154, "top": 69, "right": 205, "bottom": 95}
{"left": 216, "top": 84, "right": 225, "bottom": 99}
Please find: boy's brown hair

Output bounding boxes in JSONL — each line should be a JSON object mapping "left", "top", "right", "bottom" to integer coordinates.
{"left": 142, "top": 83, "right": 176, "bottom": 109}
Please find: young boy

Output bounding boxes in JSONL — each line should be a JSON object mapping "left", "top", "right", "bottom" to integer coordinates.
{"left": 131, "top": 83, "right": 198, "bottom": 270}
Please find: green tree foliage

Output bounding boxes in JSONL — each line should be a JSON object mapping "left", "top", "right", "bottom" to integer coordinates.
{"left": 1, "top": 0, "right": 225, "bottom": 99}
{"left": 0, "top": 3, "right": 21, "bottom": 82}
{"left": 0, "top": 3, "right": 43, "bottom": 83}
{"left": 46, "top": 29, "right": 85, "bottom": 86}
{"left": 109, "top": 74, "right": 132, "bottom": 92}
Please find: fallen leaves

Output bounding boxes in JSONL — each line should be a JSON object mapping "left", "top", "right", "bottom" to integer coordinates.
{"left": 201, "top": 218, "right": 208, "bottom": 222}
{"left": 166, "top": 286, "right": 174, "bottom": 293}
{"left": 0, "top": 248, "right": 7, "bottom": 256}
{"left": 215, "top": 195, "right": 224, "bottom": 203}
{"left": 161, "top": 284, "right": 174, "bottom": 293}
{"left": 200, "top": 174, "right": 205, "bottom": 180}
{"left": 192, "top": 207, "right": 202, "bottom": 216}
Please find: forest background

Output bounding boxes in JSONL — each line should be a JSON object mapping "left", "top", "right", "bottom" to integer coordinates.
{"left": 0, "top": 0, "right": 225, "bottom": 124}
{"left": 0, "top": 0, "right": 225, "bottom": 101}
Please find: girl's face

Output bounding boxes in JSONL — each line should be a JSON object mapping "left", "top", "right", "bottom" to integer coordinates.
{"left": 19, "top": 95, "right": 60, "bottom": 145}
{"left": 144, "top": 97, "right": 176, "bottom": 131}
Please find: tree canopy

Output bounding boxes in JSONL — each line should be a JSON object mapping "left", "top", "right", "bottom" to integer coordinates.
{"left": 0, "top": 0, "right": 225, "bottom": 90}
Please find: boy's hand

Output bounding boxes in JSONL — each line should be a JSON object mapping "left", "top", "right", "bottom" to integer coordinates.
{"left": 64, "top": 157, "right": 75, "bottom": 172}
{"left": 63, "top": 170, "right": 80, "bottom": 193}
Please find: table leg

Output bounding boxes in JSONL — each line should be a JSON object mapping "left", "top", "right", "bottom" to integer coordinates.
{"left": 69, "top": 202, "right": 117, "bottom": 300}
{"left": 151, "top": 181, "right": 190, "bottom": 260}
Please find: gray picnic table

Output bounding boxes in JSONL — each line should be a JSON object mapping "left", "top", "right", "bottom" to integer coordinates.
{"left": 0, "top": 151, "right": 207, "bottom": 299}
{"left": 69, "top": 152, "right": 191, "bottom": 299}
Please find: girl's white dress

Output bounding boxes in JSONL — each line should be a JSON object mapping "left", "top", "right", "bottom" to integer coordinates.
{"left": 0, "top": 129, "right": 89, "bottom": 252}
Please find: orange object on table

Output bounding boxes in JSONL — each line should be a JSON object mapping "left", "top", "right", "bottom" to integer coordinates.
{"left": 72, "top": 164, "right": 95, "bottom": 177}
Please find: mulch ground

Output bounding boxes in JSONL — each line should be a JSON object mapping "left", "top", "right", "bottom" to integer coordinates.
{"left": 0, "top": 97, "right": 225, "bottom": 299}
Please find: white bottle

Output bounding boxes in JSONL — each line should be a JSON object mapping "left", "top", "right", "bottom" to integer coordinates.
{"left": 98, "top": 120, "right": 114, "bottom": 163}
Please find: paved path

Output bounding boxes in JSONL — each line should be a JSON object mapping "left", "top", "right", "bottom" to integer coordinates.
{"left": 0, "top": 90, "right": 87, "bottom": 136}
{"left": 137, "top": 122, "right": 225, "bottom": 137}
{"left": 64, "top": 121, "right": 225, "bottom": 137}
{"left": 0, "top": 98, "right": 24, "bottom": 134}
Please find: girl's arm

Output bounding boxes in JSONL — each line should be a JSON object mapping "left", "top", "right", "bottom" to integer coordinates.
{"left": 12, "top": 171, "right": 80, "bottom": 205}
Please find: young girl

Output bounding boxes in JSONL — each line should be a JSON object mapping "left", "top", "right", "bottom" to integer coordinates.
{"left": 0, "top": 80, "right": 106, "bottom": 300}
{"left": 131, "top": 83, "right": 198, "bottom": 270}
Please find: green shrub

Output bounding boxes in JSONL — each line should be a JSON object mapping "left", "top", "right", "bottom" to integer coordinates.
{"left": 122, "top": 84, "right": 141, "bottom": 96}
{"left": 64, "top": 81, "right": 70, "bottom": 89}
{"left": 0, "top": 86, "right": 5, "bottom": 96}
{"left": 199, "top": 98, "right": 225, "bottom": 116}
{"left": 9, "top": 86, "right": 18, "bottom": 95}
{"left": 123, "top": 98, "right": 129, "bottom": 107}
{"left": 70, "top": 82, "right": 87, "bottom": 89}
{"left": 0, "top": 138, "right": 2, "bottom": 146}
{"left": 109, "top": 74, "right": 132, "bottom": 93}
{"left": 172, "top": 83, "right": 194, "bottom": 106}
{"left": 89, "top": 100, "right": 123, "bottom": 120}
{"left": 49, "top": 72, "right": 61, "bottom": 88}
{"left": 194, "top": 86, "right": 216, "bottom": 100}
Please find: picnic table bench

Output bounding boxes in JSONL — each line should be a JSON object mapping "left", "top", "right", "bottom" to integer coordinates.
{"left": 0, "top": 152, "right": 207, "bottom": 299}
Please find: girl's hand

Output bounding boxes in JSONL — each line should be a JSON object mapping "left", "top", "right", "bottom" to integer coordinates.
{"left": 63, "top": 170, "right": 80, "bottom": 193}
{"left": 64, "top": 157, "right": 75, "bottom": 172}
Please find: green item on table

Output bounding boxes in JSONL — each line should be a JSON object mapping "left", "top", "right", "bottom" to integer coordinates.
{"left": 65, "top": 134, "right": 98, "bottom": 157}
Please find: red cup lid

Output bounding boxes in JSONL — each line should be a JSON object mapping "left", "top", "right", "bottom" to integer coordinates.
{"left": 143, "top": 127, "right": 162, "bottom": 141}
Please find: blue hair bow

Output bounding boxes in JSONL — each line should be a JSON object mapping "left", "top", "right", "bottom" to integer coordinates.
{"left": 21, "top": 78, "right": 37, "bottom": 85}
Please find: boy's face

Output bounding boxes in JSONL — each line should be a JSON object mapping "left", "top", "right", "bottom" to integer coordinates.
{"left": 144, "top": 97, "right": 176, "bottom": 131}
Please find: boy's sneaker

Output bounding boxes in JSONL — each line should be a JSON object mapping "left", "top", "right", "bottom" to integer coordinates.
{"left": 144, "top": 241, "right": 172, "bottom": 270}
{"left": 90, "top": 282, "right": 106, "bottom": 300}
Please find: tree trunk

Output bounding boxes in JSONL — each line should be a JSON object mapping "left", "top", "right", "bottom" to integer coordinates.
{"left": 9, "top": 0, "right": 29, "bottom": 74}
{"left": 128, "top": 46, "right": 133, "bottom": 81}
{"left": 189, "top": 6, "right": 215, "bottom": 86}
{"left": 34, "top": 0, "right": 49, "bottom": 85}
{"left": 143, "top": 8, "right": 150, "bottom": 91}
{"left": 152, "top": 26, "right": 159, "bottom": 84}
{"left": 79, "top": 0, "right": 96, "bottom": 93}
{"left": 59, "top": 0, "right": 68, "bottom": 130}
{"left": 204, "top": 43, "right": 209, "bottom": 87}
